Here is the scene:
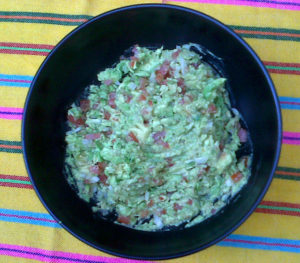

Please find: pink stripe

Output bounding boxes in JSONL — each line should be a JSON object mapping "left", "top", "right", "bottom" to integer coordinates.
{"left": 0, "top": 107, "right": 23, "bottom": 113}
{"left": 165, "top": 0, "right": 300, "bottom": 11}
{"left": 0, "top": 78, "right": 31, "bottom": 83}
{"left": 283, "top": 131, "right": 300, "bottom": 138}
{"left": 0, "top": 213, "right": 57, "bottom": 223}
{"left": 283, "top": 139, "right": 300, "bottom": 145}
{"left": 0, "top": 243, "right": 155, "bottom": 263}
{"left": 0, "top": 114, "right": 22, "bottom": 120}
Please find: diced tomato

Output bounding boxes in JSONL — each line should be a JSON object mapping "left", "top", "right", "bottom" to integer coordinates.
{"left": 173, "top": 203, "right": 183, "bottom": 211}
{"left": 187, "top": 199, "right": 193, "bottom": 205}
{"left": 147, "top": 199, "right": 154, "bottom": 207}
{"left": 183, "top": 176, "right": 189, "bottom": 183}
{"left": 130, "top": 56, "right": 138, "bottom": 68}
{"left": 172, "top": 49, "right": 181, "bottom": 59}
{"left": 219, "top": 143, "right": 224, "bottom": 151}
{"left": 89, "top": 165, "right": 100, "bottom": 175}
{"left": 108, "top": 92, "right": 117, "bottom": 109}
{"left": 238, "top": 128, "right": 248, "bottom": 143}
{"left": 126, "top": 94, "right": 133, "bottom": 103}
{"left": 159, "top": 196, "right": 165, "bottom": 201}
{"left": 204, "top": 166, "right": 210, "bottom": 172}
{"left": 148, "top": 100, "right": 153, "bottom": 106}
{"left": 177, "top": 78, "right": 186, "bottom": 95}
{"left": 160, "top": 209, "right": 167, "bottom": 215}
{"left": 140, "top": 78, "right": 148, "bottom": 90}
{"left": 143, "top": 119, "right": 149, "bottom": 125}
{"left": 129, "top": 131, "right": 139, "bottom": 143}
{"left": 160, "top": 140, "right": 170, "bottom": 149}
{"left": 103, "top": 130, "right": 112, "bottom": 137}
{"left": 117, "top": 216, "right": 130, "bottom": 224}
{"left": 139, "top": 94, "right": 147, "bottom": 101}
{"left": 211, "top": 208, "right": 217, "bottom": 214}
{"left": 112, "top": 139, "right": 116, "bottom": 143}
{"left": 97, "top": 162, "right": 106, "bottom": 173}
{"left": 140, "top": 210, "right": 149, "bottom": 218}
{"left": 155, "top": 60, "right": 172, "bottom": 84}
{"left": 103, "top": 110, "right": 111, "bottom": 120}
{"left": 92, "top": 103, "right": 100, "bottom": 109}
{"left": 80, "top": 99, "right": 90, "bottom": 112}
{"left": 165, "top": 157, "right": 174, "bottom": 167}
{"left": 103, "top": 79, "right": 114, "bottom": 86}
{"left": 155, "top": 71, "right": 164, "bottom": 84}
{"left": 84, "top": 133, "right": 101, "bottom": 140}
{"left": 208, "top": 103, "right": 217, "bottom": 114}
{"left": 244, "top": 157, "right": 249, "bottom": 167}
{"left": 231, "top": 172, "right": 243, "bottom": 183}
{"left": 98, "top": 174, "right": 108, "bottom": 185}
{"left": 67, "top": 115, "right": 85, "bottom": 126}
{"left": 153, "top": 178, "right": 164, "bottom": 186}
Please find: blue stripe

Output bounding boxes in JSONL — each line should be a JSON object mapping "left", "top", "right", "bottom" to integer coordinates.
{"left": 0, "top": 215, "right": 61, "bottom": 228}
{"left": 279, "top": 96, "right": 300, "bottom": 103}
{"left": 0, "top": 74, "right": 33, "bottom": 81}
{"left": 230, "top": 234, "right": 300, "bottom": 246}
{"left": 0, "top": 73, "right": 32, "bottom": 88}
{"left": 218, "top": 234, "right": 300, "bottom": 253}
{"left": 0, "top": 81, "right": 30, "bottom": 88}
{"left": 0, "top": 208, "right": 55, "bottom": 220}
{"left": 280, "top": 104, "right": 300, "bottom": 110}
{"left": 218, "top": 240, "right": 300, "bottom": 253}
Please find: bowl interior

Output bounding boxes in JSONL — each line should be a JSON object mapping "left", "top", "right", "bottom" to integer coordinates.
{"left": 22, "top": 5, "right": 281, "bottom": 259}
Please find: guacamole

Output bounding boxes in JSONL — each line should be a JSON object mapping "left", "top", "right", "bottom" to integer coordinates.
{"left": 65, "top": 44, "right": 251, "bottom": 231}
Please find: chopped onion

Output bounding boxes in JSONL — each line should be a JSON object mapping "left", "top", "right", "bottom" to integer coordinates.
{"left": 153, "top": 215, "right": 163, "bottom": 228}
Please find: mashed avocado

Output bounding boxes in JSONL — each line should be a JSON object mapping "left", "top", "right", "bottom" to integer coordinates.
{"left": 65, "top": 44, "right": 251, "bottom": 231}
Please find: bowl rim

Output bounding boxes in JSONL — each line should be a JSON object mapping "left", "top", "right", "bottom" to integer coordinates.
{"left": 22, "top": 3, "right": 282, "bottom": 260}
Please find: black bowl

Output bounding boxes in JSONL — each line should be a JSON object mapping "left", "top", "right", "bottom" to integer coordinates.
{"left": 22, "top": 4, "right": 282, "bottom": 260}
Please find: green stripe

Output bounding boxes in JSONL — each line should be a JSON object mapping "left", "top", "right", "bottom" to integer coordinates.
{"left": 0, "top": 46, "right": 51, "bottom": 52}
{"left": 258, "top": 205, "right": 300, "bottom": 213}
{"left": 0, "top": 179, "right": 31, "bottom": 185}
{"left": 0, "top": 148, "right": 22, "bottom": 154}
{"left": 230, "top": 25, "right": 300, "bottom": 35}
{"left": 0, "top": 11, "right": 92, "bottom": 19}
{"left": 277, "top": 166, "right": 300, "bottom": 173}
{"left": 0, "top": 140, "right": 22, "bottom": 146}
{"left": 274, "top": 174, "right": 300, "bottom": 181}
{"left": 0, "top": 18, "right": 82, "bottom": 26}
{"left": 266, "top": 65, "right": 300, "bottom": 71}
{"left": 238, "top": 33, "right": 300, "bottom": 42}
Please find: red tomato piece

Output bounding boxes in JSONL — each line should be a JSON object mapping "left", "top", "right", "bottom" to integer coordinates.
{"left": 117, "top": 216, "right": 130, "bottom": 224}
{"left": 108, "top": 92, "right": 117, "bottom": 109}
{"left": 173, "top": 203, "right": 183, "bottom": 211}
{"left": 84, "top": 133, "right": 101, "bottom": 140}
{"left": 80, "top": 99, "right": 90, "bottom": 112}
{"left": 129, "top": 131, "right": 139, "bottom": 143}
{"left": 231, "top": 172, "right": 243, "bottom": 183}
{"left": 208, "top": 103, "right": 217, "bottom": 114}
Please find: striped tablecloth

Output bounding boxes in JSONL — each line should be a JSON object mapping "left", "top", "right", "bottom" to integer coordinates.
{"left": 0, "top": 0, "right": 299, "bottom": 262}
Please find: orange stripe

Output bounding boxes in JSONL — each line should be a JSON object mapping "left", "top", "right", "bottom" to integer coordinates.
{"left": 234, "top": 29, "right": 300, "bottom": 38}
{"left": 0, "top": 144, "right": 22, "bottom": 149}
{"left": 0, "top": 15, "right": 87, "bottom": 22}
{"left": 276, "top": 170, "right": 300, "bottom": 177}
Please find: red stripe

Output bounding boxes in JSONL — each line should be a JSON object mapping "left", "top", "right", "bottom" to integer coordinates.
{"left": 260, "top": 200, "right": 300, "bottom": 209}
{"left": 0, "top": 182, "right": 32, "bottom": 189}
{"left": 281, "top": 101, "right": 300, "bottom": 106}
{"left": 267, "top": 68, "right": 300, "bottom": 75}
{"left": 263, "top": 61, "right": 300, "bottom": 68}
{"left": 0, "top": 212, "right": 56, "bottom": 223}
{"left": 224, "top": 238, "right": 300, "bottom": 248}
{"left": 0, "top": 174, "right": 30, "bottom": 181}
{"left": 256, "top": 208, "right": 300, "bottom": 217}
{"left": 0, "top": 49, "right": 49, "bottom": 56}
{"left": 0, "top": 15, "right": 87, "bottom": 23}
{"left": 0, "top": 42, "right": 54, "bottom": 50}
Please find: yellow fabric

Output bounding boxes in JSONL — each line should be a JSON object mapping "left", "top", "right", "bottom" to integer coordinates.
{"left": 0, "top": 0, "right": 300, "bottom": 262}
